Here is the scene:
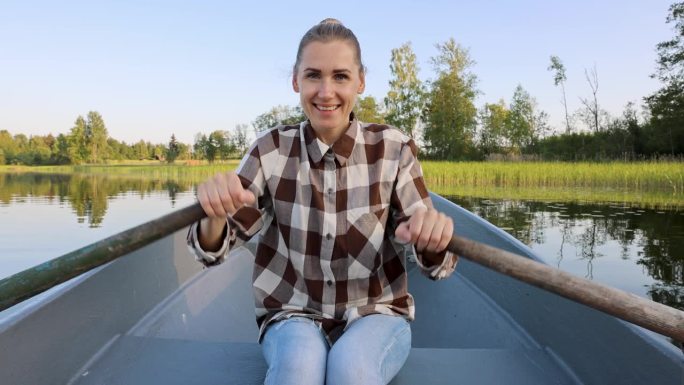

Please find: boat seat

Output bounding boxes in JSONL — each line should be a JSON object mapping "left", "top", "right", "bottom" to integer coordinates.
{"left": 74, "top": 336, "right": 575, "bottom": 385}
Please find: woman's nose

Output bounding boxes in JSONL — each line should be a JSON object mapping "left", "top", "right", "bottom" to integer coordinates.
{"left": 317, "top": 79, "right": 334, "bottom": 98}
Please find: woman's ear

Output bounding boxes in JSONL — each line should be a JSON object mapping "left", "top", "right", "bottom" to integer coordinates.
{"left": 292, "top": 74, "right": 300, "bottom": 93}
{"left": 358, "top": 72, "right": 365, "bottom": 94}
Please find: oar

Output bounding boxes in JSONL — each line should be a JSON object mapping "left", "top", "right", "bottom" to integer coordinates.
{"left": 0, "top": 202, "right": 682, "bottom": 341}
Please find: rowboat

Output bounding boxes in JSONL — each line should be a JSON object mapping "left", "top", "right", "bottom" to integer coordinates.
{"left": 0, "top": 194, "right": 682, "bottom": 384}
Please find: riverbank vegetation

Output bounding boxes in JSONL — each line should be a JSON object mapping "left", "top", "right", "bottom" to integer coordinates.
{"left": 1, "top": 160, "right": 682, "bottom": 208}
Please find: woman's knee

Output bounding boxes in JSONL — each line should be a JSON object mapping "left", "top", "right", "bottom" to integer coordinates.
{"left": 262, "top": 317, "right": 328, "bottom": 385}
{"left": 327, "top": 346, "right": 382, "bottom": 385}
{"left": 326, "top": 316, "right": 411, "bottom": 385}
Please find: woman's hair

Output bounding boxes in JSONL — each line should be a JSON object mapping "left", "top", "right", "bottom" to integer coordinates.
{"left": 294, "top": 18, "right": 366, "bottom": 75}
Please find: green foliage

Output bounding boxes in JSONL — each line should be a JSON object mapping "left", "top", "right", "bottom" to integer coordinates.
{"left": 167, "top": 134, "right": 180, "bottom": 163}
{"left": 506, "top": 85, "right": 546, "bottom": 153}
{"left": 384, "top": 42, "right": 424, "bottom": 136}
{"left": 231, "top": 124, "right": 249, "bottom": 157}
{"left": 86, "top": 111, "right": 109, "bottom": 163}
{"left": 252, "top": 105, "right": 306, "bottom": 132}
{"left": 354, "top": 95, "right": 385, "bottom": 124}
{"left": 67, "top": 115, "right": 89, "bottom": 164}
{"left": 422, "top": 38, "right": 479, "bottom": 160}
{"left": 641, "top": 2, "right": 684, "bottom": 157}
{"left": 478, "top": 100, "right": 509, "bottom": 156}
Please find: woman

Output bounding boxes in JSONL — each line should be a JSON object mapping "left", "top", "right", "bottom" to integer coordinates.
{"left": 188, "top": 18, "right": 457, "bottom": 385}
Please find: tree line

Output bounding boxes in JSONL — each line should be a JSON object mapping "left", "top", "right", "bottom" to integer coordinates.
{"left": 2, "top": 2, "right": 683, "bottom": 165}
{"left": 252, "top": 2, "right": 684, "bottom": 161}
{"left": 0, "top": 112, "right": 251, "bottom": 165}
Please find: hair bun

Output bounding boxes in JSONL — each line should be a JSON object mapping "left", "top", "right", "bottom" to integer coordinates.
{"left": 319, "top": 18, "right": 343, "bottom": 25}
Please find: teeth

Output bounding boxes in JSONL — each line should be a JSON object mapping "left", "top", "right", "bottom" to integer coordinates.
{"left": 317, "top": 105, "right": 338, "bottom": 111}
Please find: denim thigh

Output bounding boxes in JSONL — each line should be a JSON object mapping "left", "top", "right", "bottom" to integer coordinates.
{"left": 327, "top": 314, "right": 411, "bottom": 385}
{"left": 262, "top": 317, "right": 329, "bottom": 385}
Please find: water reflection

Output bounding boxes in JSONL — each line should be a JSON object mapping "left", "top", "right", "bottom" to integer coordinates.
{"left": 1, "top": 172, "right": 682, "bottom": 311}
{"left": 451, "top": 196, "right": 684, "bottom": 310}
{"left": 0, "top": 173, "right": 193, "bottom": 227}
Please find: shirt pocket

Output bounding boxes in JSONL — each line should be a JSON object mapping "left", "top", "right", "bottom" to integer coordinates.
{"left": 344, "top": 207, "right": 388, "bottom": 277}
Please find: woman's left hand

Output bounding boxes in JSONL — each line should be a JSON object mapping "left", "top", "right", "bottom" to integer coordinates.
{"left": 394, "top": 208, "right": 453, "bottom": 253}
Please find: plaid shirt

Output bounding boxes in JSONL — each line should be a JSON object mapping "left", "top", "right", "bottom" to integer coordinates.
{"left": 187, "top": 116, "right": 457, "bottom": 344}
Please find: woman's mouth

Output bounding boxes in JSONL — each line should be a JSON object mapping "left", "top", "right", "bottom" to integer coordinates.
{"left": 315, "top": 104, "right": 340, "bottom": 111}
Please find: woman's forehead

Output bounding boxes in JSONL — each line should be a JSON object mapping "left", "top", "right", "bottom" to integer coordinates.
{"left": 299, "top": 40, "right": 358, "bottom": 69}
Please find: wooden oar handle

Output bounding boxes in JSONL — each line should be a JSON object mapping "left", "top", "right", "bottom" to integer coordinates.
{"left": 447, "top": 235, "right": 684, "bottom": 342}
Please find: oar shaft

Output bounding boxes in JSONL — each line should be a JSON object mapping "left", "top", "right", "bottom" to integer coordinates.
{"left": 447, "top": 236, "right": 684, "bottom": 341}
{"left": 0, "top": 203, "right": 206, "bottom": 312}
{"left": 1, "top": 202, "right": 682, "bottom": 341}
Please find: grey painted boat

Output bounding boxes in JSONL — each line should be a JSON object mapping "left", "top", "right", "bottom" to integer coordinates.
{"left": 1, "top": 194, "right": 682, "bottom": 384}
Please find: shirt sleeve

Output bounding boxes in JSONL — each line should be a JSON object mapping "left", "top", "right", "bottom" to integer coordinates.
{"left": 390, "top": 138, "right": 458, "bottom": 280}
{"left": 186, "top": 141, "right": 271, "bottom": 266}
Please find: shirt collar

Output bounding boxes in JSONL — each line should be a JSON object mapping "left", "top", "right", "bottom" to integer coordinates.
{"left": 303, "top": 112, "right": 358, "bottom": 166}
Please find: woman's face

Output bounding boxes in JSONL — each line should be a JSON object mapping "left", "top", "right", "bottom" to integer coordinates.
{"left": 293, "top": 40, "right": 365, "bottom": 144}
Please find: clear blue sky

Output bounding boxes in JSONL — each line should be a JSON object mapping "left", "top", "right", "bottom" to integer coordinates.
{"left": 0, "top": 0, "right": 675, "bottom": 145}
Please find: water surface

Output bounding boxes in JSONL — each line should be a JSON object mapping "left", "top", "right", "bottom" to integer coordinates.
{"left": 1, "top": 171, "right": 682, "bottom": 311}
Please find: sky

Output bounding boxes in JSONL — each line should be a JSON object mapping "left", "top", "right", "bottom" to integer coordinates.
{"left": 0, "top": 0, "right": 676, "bottom": 145}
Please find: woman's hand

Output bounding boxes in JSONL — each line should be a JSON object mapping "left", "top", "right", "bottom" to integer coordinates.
{"left": 394, "top": 208, "right": 453, "bottom": 253}
{"left": 198, "top": 171, "right": 255, "bottom": 218}
{"left": 196, "top": 171, "right": 255, "bottom": 251}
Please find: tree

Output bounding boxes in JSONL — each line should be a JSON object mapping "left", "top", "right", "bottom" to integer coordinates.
{"left": 0, "top": 130, "right": 19, "bottom": 164}
{"left": 209, "top": 130, "right": 234, "bottom": 160}
{"left": 478, "top": 99, "right": 509, "bottom": 156}
{"left": 152, "top": 144, "right": 166, "bottom": 161}
{"left": 355, "top": 95, "right": 385, "bottom": 123}
{"left": 194, "top": 132, "right": 227, "bottom": 162}
{"left": 579, "top": 65, "right": 601, "bottom": 132}
{"left": 167, "top": 134, "right": 180, "bottom": 163}
{"left": 422, "top": 38, "right": 478, "bottom": 159}
{"left": 644, "top": 2, "right": 684, "bottom": 156}
{"left": 132, "top": 140, "right": 150, "bottom": 160}
{"left": 67, "top": 116, "right": 88, "bottom": 164}
{"left": 548, "top": 55, "right": 572, "bottom": 133}
{"left": 384, "top": 42, "right": 424, "bottom": 137}
{"left": 230, "top": 124, "right": 250, "bottom": 157}
{"left": 506, "top": 85, "right": 541, "bottom": 153}
{"left": 193, "top": 133, "right": 208, "bottom": 160}
{"left": 252, "top": 105, "right": 306, "bottom": 133}
{"left": 85, "top": 111, "right": 109, "bottom": 163}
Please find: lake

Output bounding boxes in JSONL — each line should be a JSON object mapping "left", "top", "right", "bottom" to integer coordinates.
{"left": 1, "top": 171, "right": 682, "bottom": 311}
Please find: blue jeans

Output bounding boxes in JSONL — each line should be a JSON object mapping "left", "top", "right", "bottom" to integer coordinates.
{"left": 262, "top": 314, "right": 411, "bottom": 385}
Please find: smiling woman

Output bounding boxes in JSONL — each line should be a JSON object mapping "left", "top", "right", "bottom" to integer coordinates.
{"left": 292, "top": 28, "right": 366, "bottom": 144}
{"left": 189, "top": 18, "right": 456, "bottom": 385}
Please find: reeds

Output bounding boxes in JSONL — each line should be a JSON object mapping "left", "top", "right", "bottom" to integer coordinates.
{"left": 421, "top": 161, "right": 684, "bottom": 208}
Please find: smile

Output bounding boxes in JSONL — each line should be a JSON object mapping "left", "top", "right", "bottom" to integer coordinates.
{"left": 315, "top": 104, "right": 340, "bottom": 111}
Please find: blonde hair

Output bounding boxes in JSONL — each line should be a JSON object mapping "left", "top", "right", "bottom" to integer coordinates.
{"left": 293, "top": 18, "right": 366, "bottom": 75}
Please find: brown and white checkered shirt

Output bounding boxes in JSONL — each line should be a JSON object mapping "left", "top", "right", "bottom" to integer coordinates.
{"left": 187, "top": 116, "right": 457, "bottom": 344}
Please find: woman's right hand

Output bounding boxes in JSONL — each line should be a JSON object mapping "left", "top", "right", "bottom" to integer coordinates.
{"left": 196, "top": 171, "right": 256, "bottom": 250}
{"left": 198, "top": 171, "right": 256, "bottom": 219}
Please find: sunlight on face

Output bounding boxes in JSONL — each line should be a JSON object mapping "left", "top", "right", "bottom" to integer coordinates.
{"left": 293, "top": 40, "right": 365, "bottom": 144}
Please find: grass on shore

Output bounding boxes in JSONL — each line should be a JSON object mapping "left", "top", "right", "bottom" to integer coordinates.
{"left": 2, "top": 160, "right": 682, "bottom": 208}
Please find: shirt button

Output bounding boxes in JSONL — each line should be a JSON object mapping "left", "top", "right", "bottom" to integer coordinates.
{"left": 326, "top": 233, "right": 332, "bottom": 240}
{"left": 327, "top": 188, "right": 333, "bottom": 194}
{"left": 326, "top": 280, "right": 333, "bottom": 286}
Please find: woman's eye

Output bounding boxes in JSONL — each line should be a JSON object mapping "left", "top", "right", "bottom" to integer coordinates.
{"left": 305, "top": 72, "right": 320, "bottom": 79}
{"left": 334, "top": 74, "right": 349, "bottom": 81}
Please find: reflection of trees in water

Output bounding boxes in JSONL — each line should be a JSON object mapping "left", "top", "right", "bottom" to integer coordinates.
{"left": 575, "top": 219, "right": 607, "bottom": 279}
{"left": 0, "top": 173, "right": 193, "bottom": 227}
{"left": 449, "top": 196, "right": 684, "bottom": 309}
